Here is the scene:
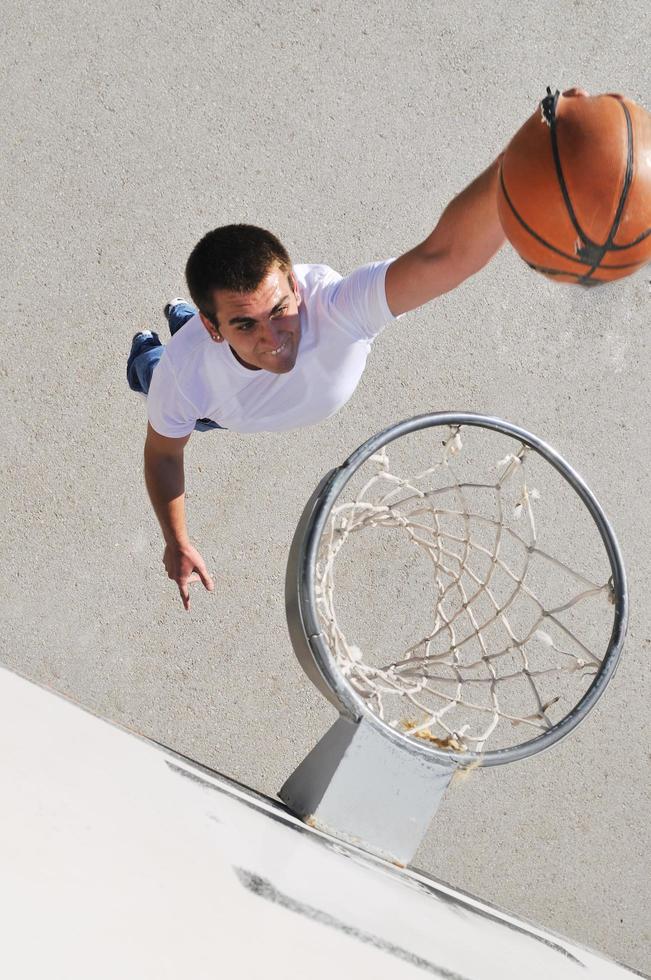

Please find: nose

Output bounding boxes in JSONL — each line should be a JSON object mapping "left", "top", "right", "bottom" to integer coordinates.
{"left": 260, "top": 318, "right": 284, "bottom": 349}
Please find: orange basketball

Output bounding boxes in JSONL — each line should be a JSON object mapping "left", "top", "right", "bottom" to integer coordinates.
{"left": 497, "top": 88, "right": 651, "bottom": 284}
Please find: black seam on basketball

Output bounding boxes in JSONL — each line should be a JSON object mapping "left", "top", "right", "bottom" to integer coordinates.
{"left": 500, "top": 168, "right": 596, "bottom": 266}
{"left": 602, "top": 99, "right": 635, "bottom": 249}
{"left": 526, "top": 263, "right": 583, "bottom": 279}
{"left": 597, "top": 257, "right": 646, "bottom": 269}
{"left": 608, "top": 227, "right": 651, "bottom": 250}
{"left": 547, "top": 96, "right": 599, "bottom": 256}
{"left": 600, "top": 98, "right": 651, "bottom": 252}
{"left": 526, "top": 262, "right": 608, "bottom": 284}
{"left": 499, "top": 168, "right": 642, "bottom": 271}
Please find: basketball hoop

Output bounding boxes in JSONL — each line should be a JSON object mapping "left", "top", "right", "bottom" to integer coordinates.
{"left": 282, "top": 414, "right": 628, "bottom": 862}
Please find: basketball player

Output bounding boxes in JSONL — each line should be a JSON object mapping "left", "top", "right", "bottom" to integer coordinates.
{"left": 129, "top": 91, "right": 590, "bottom": 608}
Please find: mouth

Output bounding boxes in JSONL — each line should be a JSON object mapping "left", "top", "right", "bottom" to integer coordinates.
{"left": 266, "top": 337, "right": 291, "bottom": 357}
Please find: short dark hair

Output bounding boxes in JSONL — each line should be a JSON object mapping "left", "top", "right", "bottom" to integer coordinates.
{"left": 185, "top": 224, "right": 292, "bottom": 321}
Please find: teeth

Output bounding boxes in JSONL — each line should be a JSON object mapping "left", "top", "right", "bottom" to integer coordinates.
{"left": 270, "top": 339, "right": 287, "bottom": 355}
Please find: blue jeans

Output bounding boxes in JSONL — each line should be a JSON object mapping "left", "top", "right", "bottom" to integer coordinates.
{"left": 126, "top": 302, "right": 223, "bottom": 432}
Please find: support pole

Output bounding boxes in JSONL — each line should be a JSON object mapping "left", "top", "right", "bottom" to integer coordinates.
{"left": 279, "top": 716, "right": 455, "bottom": 866}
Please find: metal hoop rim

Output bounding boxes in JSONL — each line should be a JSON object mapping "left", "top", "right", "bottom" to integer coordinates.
{"left": 287, "top": 413, "right": 628, "bottom": 768}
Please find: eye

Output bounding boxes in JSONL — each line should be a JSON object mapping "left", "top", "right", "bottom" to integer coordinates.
{"left": 272, "top": 306, "right": 288, "bottom": 318}
{"left": 238, "top": 322, "right": 255, "bottom": 332}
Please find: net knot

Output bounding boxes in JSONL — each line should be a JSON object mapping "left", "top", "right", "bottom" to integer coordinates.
{"left": 541, "top": 86, "right": 560, "bottom": 127}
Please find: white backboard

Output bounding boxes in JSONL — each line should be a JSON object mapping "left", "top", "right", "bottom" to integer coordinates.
{"left": 0, "top": 666, "right": 643, "bottom": 980}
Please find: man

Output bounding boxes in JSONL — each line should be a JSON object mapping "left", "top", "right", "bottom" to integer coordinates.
{"left": 128, "top": 157, "right": 504, "bottom": 609}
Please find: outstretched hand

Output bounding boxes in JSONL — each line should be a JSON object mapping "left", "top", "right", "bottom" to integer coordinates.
{"left": 163, "top": 542, "right": 214, "bottom": 610}
{"left": 559, "top": 86, "right": 624, "bottom": 100}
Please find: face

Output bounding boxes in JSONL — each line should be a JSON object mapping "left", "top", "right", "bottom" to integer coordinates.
{"left": 200, "top": 264, "right": 302, "bottom": 374}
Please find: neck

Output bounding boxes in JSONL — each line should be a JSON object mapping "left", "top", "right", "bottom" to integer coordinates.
{"left": 230, "top": 346, "right": 261, "bottom": 371}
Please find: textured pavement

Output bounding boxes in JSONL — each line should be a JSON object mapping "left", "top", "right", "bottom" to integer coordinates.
{"left": 1, "top": 0, "right": 650, "bottom": 972}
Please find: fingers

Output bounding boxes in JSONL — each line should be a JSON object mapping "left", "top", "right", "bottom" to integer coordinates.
{"left": 560, "top": 88, "right": 625, "bottom": 102}
{"left": 162, "top": 545, "right": 214, "bottom": 609}
{"left": 176, "top": 566, "right": 214, "bottom": 610}
{"left": 179, "top": 577, "right": 191, "bottom": 611}
{"left": 194, "top": 560, "right": 215, "bottom": 593}
{"left": 562, "top": 87, "right": 589, "bottom": 98}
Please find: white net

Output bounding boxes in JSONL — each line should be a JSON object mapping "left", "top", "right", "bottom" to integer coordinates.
{"left": 314, "top": 426, "right": 616, "bottom": 755}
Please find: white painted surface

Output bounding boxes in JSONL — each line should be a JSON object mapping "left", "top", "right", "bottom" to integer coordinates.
{"left": 0, "top": 668, "right": 641, "bottom": 979}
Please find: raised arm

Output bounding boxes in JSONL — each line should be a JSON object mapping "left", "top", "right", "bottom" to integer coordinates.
{"left": 385, "top": 158, "right": 505, "bottom": 316}
{"left": 144, "top": 423, "right": 214, "bottom": 610}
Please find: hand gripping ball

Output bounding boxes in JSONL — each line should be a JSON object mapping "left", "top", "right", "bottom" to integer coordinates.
{"left": 497, "top": 88, "right": 651, "bottom": 284}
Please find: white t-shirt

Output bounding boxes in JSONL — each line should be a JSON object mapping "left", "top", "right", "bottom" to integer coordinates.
{"left": 147, "top": 260, "right": 397, "bottom": 437}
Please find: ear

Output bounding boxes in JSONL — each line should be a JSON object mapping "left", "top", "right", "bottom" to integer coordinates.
{"left": 199, "top": 311, "right": 224, "bottom": 342}
{"left": 289, "top": 270, "right": 301, "bottom": 307}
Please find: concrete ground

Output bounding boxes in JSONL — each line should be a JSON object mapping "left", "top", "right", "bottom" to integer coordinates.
{"left": 1, "top": 0, "right": 649, "bottom": 973}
